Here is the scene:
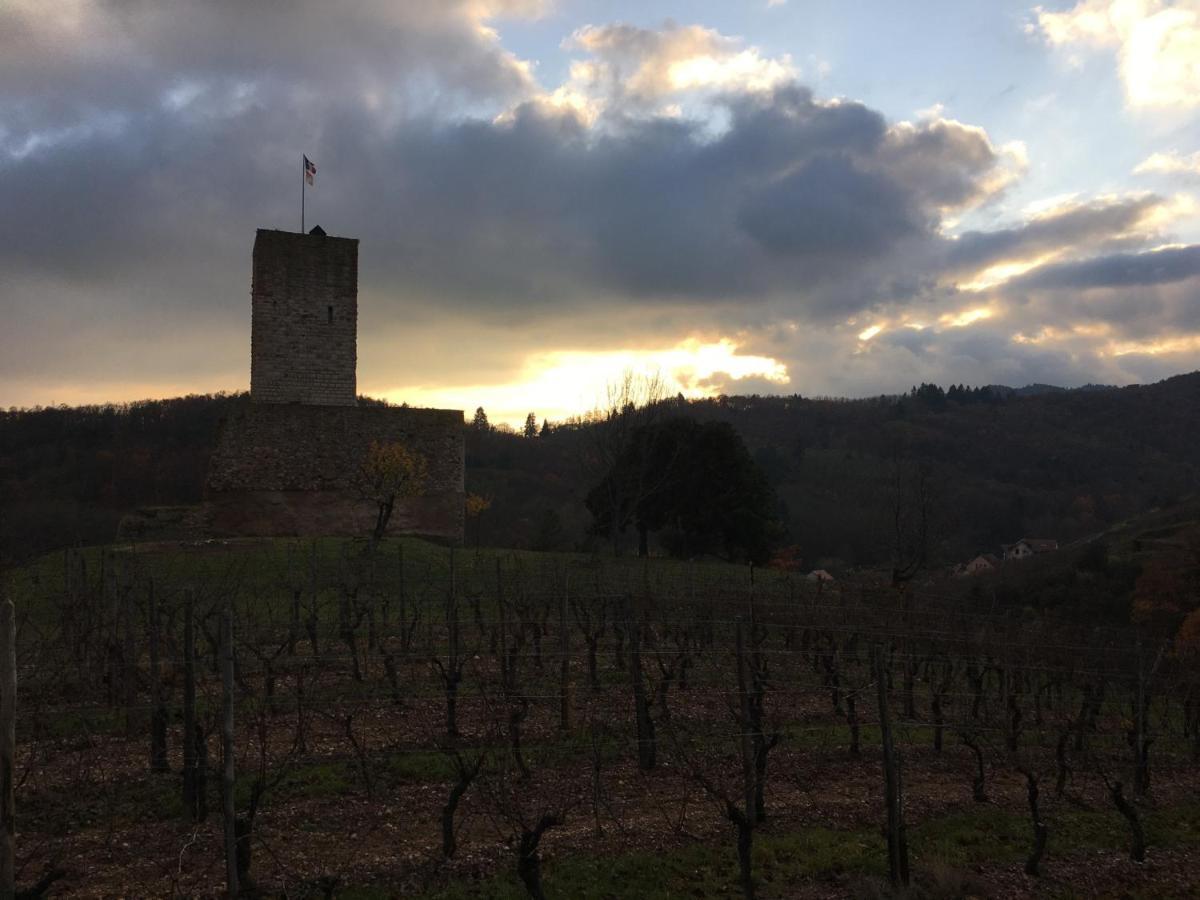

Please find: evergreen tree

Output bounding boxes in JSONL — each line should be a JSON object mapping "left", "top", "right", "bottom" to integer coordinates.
{"left": 586, "top": 416, "right": 777, "bottom": 563}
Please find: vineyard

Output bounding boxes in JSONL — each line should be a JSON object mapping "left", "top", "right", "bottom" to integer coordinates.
{"left": 4, "top": 538, "right": 1199, "bottom": 898}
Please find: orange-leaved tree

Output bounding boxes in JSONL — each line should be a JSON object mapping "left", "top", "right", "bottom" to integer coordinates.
{"left": 357, "top": 440, "right": 428, "bottom": 547}
{"left": 465, "top": 493, "right": 492, "bottom": 550}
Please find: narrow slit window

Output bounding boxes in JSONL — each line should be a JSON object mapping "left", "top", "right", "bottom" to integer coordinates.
{"left": 327, "top": 305, "right": 333, "bottom": 324}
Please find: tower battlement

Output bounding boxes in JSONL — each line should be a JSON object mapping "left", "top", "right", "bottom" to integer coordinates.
{"left": 250, "top": 228, "right": 358, "bottom": 406}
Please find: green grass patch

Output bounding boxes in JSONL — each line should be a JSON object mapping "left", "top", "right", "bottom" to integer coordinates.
{"left": 417, "top": 825, "right": 885, "bottom": 900}
{"left": 401, "top": 798, "right": 1200, "bottom": 899}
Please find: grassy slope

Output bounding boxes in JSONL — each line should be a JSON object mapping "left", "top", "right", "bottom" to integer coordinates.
{"left": 334, "top": 799, "right": 1200, "bottom": 899}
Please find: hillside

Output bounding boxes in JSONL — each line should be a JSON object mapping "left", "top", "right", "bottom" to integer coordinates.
{"left": 2, "top": 373, "right": 1198, "bottom": 567}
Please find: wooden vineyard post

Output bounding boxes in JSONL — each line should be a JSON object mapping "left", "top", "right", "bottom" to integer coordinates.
{"left": 182, "top": 589, "right": 205, "bottom": 821}
{"left": 220, "top": 609, "right": 238, "bottom": 898}
{"left": 734, "top": 616, "right": 757, "bottom": 900}
{"left": 559, "top": 577, "right": 571, "bottom": 732}
{"left": 874, "top": 645, "right": 909, "bottom": 889}
{"left": 628, "top": 595, "right": 655, "bottom": 771}
{"left": 149, "top": 578, "right": 168, "bottom": 773}
{"left": 1, "top": 598, "right": 16, "bottom": 899}
{"left": 122, "top": 564, "right": 136, "bottom": 738}
{"left": 736, "top": 616, "right": 757, "bottom": 826}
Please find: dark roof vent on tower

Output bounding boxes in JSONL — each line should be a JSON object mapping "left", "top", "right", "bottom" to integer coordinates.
{"left": 308, "top": 225, "right": 326, "bottom": 236}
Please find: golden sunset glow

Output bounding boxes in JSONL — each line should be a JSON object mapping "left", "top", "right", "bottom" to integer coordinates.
{"left": 377, "top": 338, "right": 789, "bottom": 427}
{"left": 1108, "top": 333, "right": 1200, "bottom": 357}
{"left": 5, "top": 1, "right": 1200, "bottom": 417}
{"left": 959, "top": 256, "right": 1058, "bottom": 291}
{"left": 939, "top": 306, "right": 994, "bottom": 328}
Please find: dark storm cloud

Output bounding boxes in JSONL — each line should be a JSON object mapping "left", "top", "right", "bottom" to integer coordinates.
{"left": 1012, "top": 244, "right": 1200, "bottom": 289}
{"left": 945, "top": 195, "right": 1164, "bottom": 273}
{"left": 987, "top": 244, "right": 1200, "bottom": 342}
{"left": 2, "top": 4, "right": 1198, "bottom": 405}
{"left": 320, "top": 87, "right": 1010, "bottom": 315}
{"left": 738, "top": 155, "right": 921, "bottom": 257}
{"left": 1, "top": 77, "right": 1010, "bottom": 332}
{"left": 0, "top": 1, "right": 539, "bottom": 133}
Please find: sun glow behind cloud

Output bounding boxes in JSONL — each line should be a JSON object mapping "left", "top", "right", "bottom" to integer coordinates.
{"left": 940, "top": 306, "right": 994, "bottom": 328}
{"left": 959, "top": 255, "right": 1060, "bottom": 291}
{"left": 377, "top": 339, "right": 790, "bottom": 428}
{"left": 1109, "top": 333, "right": 1200, "bottom": 356}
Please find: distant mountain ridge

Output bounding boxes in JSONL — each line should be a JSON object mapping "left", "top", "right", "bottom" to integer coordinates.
{"left": 984, "top": 382, "right": 1119, "bottom": 398}
{"left": 2, "top": 371, "right": 1197, "bottom": 567}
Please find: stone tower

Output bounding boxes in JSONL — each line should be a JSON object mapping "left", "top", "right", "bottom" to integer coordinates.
{"left": 250, "top": 228, "right": 358, "bottom": 406}
{"left": 207, "top": 227, "right": 464, "bottom": 543}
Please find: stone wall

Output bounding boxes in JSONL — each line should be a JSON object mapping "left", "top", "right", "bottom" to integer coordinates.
{"left": 250, "top": 229, "right": 358, "bottom": 406}
{"left": 206, "top": 402, "right": 465, "bottom": 541}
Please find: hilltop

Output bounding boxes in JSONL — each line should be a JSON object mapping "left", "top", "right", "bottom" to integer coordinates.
{"left": 2, "top": 372, "right": 1198, "bottom": 567}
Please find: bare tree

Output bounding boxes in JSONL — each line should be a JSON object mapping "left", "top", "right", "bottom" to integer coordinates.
{"left": 581, "top": 370, "right": 667, "bottom": 557}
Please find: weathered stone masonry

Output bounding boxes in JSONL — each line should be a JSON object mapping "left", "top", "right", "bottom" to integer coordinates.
{"left": 251, "top": 229, "right": 358, "bottom": 406}
{"left": 207, "top": 403, "right": 464, "bottom": 540}
{"left": 205, "top": 227, "right": 465, "bottom": 542}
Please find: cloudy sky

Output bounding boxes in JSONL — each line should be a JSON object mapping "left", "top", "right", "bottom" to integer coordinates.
{"left": 3, "top": 0, "right": 1199, "bottom": 425}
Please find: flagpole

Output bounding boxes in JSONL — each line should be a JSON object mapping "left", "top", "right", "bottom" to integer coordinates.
{"left": 301, "top": 156, "right": 305, "bottom": 234}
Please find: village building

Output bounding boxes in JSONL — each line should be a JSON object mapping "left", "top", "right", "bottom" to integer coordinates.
{"left": 959, "top": 553, "right": 1000, "bottom": 576}
{"left": 1002, "top": 538, "right": 1058, "bottom": 560}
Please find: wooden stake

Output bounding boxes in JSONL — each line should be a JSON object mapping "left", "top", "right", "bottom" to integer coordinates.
{"left": 182, "top": 589, "right": 199, "bottom": 820}
{"left": 559, "top": 577, "right": 571, "bottom": 732}
{"left": 220, "top": 609, "right": 238, "bottom": 898}
{"left": 149, "top": 579, "right": 168, "bottom": 773}
{"left": 874, "top": 645, "right": 909, "bottom": 888}
{"left": 0, "top": 599, "right": 16, "bottom": 899}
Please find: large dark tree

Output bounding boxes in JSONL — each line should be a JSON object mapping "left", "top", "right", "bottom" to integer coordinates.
{"left": 586, "top": 417, "right": 777, "bottom": 563}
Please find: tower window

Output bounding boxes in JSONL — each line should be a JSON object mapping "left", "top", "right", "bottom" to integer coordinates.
{"left": 327, "top": 306, "right": 333, "bottom": 324}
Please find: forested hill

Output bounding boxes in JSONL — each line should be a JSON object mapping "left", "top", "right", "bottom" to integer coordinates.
{"left": 2, "top": 373, "right": 1198, "bottom": 567}
{"left": 676, "top": 373, "right": 1200, "bottom": 567}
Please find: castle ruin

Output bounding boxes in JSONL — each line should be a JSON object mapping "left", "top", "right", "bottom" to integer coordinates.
{"left": 205, "top": 228, "right": 465, "bottom": 541}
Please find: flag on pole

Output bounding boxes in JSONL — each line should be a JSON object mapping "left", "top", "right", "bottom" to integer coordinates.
{"left": 304, "top": 155, "right": 317, "bottom": 186}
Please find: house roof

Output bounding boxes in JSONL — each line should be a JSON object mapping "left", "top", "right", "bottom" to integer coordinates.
{"left": 1002, "top": 538, "right": 1058, "bottom": 553}
{"left": 1018, "top": 538, "right": 1058, "bottom": 552}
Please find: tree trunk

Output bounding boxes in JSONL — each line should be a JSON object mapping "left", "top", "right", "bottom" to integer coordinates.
{"left": 1055, "top": 732, "right": 1071, "bottom": 798}
{"left": 440, "top": 758, "right": 479, "bottom": 859}
{"left": 846, "top": 690, "right": 860, "bottom": 757}
{"left": 727, "top": 805, "right": 755, "bottom": 900}
{"left": 961, "top": 732, "right": 987, "bottom": 803}
{"left": 1110, "top": 780, "right": 1146, "bottom": 862}
{"left": 517, "top": 815, "right": 561, "bottom": 900}
{"left": 1021, "top": 768, "right": 1048, "bottom": 876}
{"left": 235, "top": 815, "right": 253, "bottom": 890}
{"left": 629, "top": 609, "right": 655, "bottom": 771}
